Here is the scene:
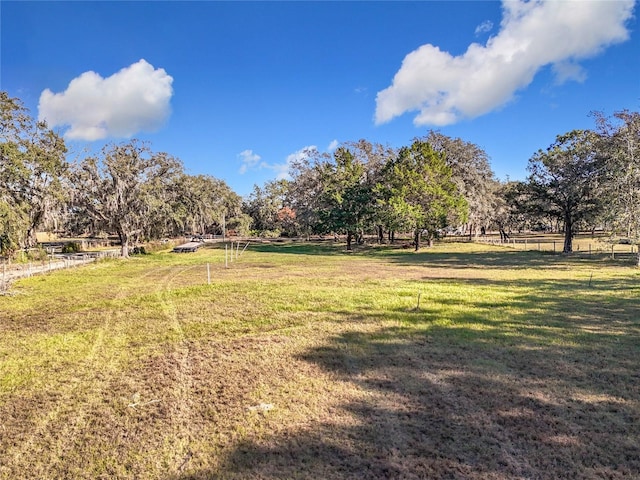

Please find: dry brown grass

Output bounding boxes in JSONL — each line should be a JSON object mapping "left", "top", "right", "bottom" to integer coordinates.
{"left": 0, "top": 241, "right": 639, "bottom": 479}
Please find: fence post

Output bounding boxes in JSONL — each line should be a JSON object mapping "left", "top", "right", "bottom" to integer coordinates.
{"left": 207, "top": 263, "right": 211, "bottom": 285}
{"left": 225, "top": 244, "right": 228, "bottom": 268}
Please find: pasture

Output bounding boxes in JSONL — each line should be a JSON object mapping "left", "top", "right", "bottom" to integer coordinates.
{"left": 0, "top": 241, "right": 639, "bottom": 479}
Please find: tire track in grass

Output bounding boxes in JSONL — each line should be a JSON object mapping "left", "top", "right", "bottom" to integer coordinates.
{"left": 2, "top": 274, "right": 137, "bottom": 474}
{"left": 149, "top": 264, "right": 201, "bottom": 475}
{"left": 0, "top": 263, "right": 189, "bottom": 478}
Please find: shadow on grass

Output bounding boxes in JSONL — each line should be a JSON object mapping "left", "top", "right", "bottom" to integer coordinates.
{"left": 169, "top": 241, "right": 640, "bottom": 479}
{"left": 174, "top": 271, "right": 640, "bottom": 479}
{"left": 226, "top": 240, "right": 639, "bottom": 269}
{"left": 375, "top": 248, "right": 640, "bottom": 269}
{"left": 224, "top": 240, "right": 347, "bottom": 257}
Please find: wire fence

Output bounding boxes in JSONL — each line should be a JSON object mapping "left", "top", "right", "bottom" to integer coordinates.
{"left": 0, "top": 250, "right": 120, "bottom": 293}
{"left": 0, "top": 241, "right": 252, "bottom": 293}
{"left": 475, "top": 236, "right": 638, "bottom": 258}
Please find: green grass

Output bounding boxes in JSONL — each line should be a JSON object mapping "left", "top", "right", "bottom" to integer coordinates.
{"left": 1, "top": 240, "right": 639, "bottom": 479}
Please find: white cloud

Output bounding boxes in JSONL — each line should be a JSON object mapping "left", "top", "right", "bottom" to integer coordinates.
{"left": 327, "top": 139, "right": 339, "bottom": 151}
{"left": 238, "top": 149, "right": 262, "bottom": 174}
{"left": 38, "top": 59, "right": 173, "bottom": 141}
{"left": 272, "top": 146, "right": 318, "bottom": 180}
{"left": 475, "top": 20, "right": 494, "bottom": 36}
{"left": 552, "top": 61, "right": 587, "bottom": 84}
{"left": 238, "top": 146, "right": 319, "bottom": 180}
{"left": 268, "top": 146, "right": 318, "bottom": 180}
{"left": 269, "top": 163, "right": 291, "bottom": 180}
{"left": 375, "top": 0, "right": 635, "bottom": 127}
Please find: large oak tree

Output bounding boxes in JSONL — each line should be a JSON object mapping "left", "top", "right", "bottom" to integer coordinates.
{"left": 526, "top": 130, "right": 605, "bottom": 253}
{"left": 71, "top": 141, "right": 182, "bottom": 257}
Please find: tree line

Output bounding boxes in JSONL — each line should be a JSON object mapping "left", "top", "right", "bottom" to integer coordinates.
{"left": 1, "top": 92, "right": 247, "bottom": 257}
{"left": 2, "top": 91, "right": 639, "bottom": 260}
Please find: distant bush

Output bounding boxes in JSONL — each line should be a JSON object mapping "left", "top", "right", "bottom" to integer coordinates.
{"left": 261, "top": 229, "right": 282, "bottom": 238}
{"left": 27, "top": 247, "right": 48, "bottom": 261}
{"left": 61, "top": 242, "right": 82, "bottom": 254}
{"left": 144, "top": 238, "right": 184, "bottom": 253}
{"left": 131, "top": 246, "right": 147, "bottom": 255}
{"left": 0, "top": 233, "right": 17, "bottom": 257}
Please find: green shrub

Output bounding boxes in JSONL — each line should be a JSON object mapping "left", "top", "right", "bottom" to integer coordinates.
{"left": 131, "top": 246, "right": 147, "bottom": 255}
{"left": 261, "top": 229, "right": 282, "bottom": 238}
{"left": 143, "top": 239, "right": 182, "bottom": 253}
{"left": 61, "top": 242, "right": 82, "bottom": 254}
{"left": 27, "top": 247, "right": 48, "bottom": 261}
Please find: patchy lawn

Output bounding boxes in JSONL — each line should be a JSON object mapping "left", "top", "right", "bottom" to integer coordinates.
{"left": 1, "top": 241, "right": 638, "bottom": 479}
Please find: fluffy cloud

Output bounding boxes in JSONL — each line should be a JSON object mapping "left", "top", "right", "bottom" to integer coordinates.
{"left": 269, "top": 146, "right": 319, "bottom": 180}
{"left": 327, "top": 139, "right": 339, "bottom": 151}
{"left": 238, "top": 149, "right": 263, "bottom": 174}
{"left": 38, "top": 59, "right": 173, "bottom": 141}
{"left": 238, "top": 146, "right": 319, "bottom": 180}
{"left": 375, "top": 0, "right": 635, "bottom": 127}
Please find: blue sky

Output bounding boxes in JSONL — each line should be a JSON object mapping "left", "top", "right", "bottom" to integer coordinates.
{"left": 2, "top": 1, "right": 638, "bottom": 196}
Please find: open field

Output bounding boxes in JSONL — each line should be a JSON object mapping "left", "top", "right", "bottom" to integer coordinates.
{"left": 1, "top": 241, "right": 639, "bottom": 479}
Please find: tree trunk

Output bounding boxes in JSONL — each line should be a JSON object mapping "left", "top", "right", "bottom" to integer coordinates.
{"left": 26, "top": 226, "right": 38, "bottom": 249}
{"left": 414, "top": 229, "right": 421, "bottom": 251}
{"left": 377, "top": 225, "right": 384, "bottom": 244}
{"left": 563, "top": 217, "right": 573, "bottom": 253}
{"left": 118, "top": 230, "right": 130, "bottom": 258}
{"left": 26, "top": 209, "right": 45, "bottom": 249}
{"left": 424, "top": 229, "right": 434, "bottom": 247}
{"left": 346, "top": 231, "right": 353, "bottom": 251}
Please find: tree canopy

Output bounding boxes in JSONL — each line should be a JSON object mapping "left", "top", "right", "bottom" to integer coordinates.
{"left": 3, "top": 90, "right": 640, "bottom": 260}
{"left": 1, "top": 92, "right": 67, "bottom": 255}
{"left": 382, "top": 139, "right": 467, "bottom": 250}
{"left": 525, "top": 130, "right": 604, "bottom": 253}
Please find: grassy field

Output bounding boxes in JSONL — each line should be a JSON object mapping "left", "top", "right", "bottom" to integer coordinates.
{"left": 0, "top": 241, "right": 639, "bottom": 479}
